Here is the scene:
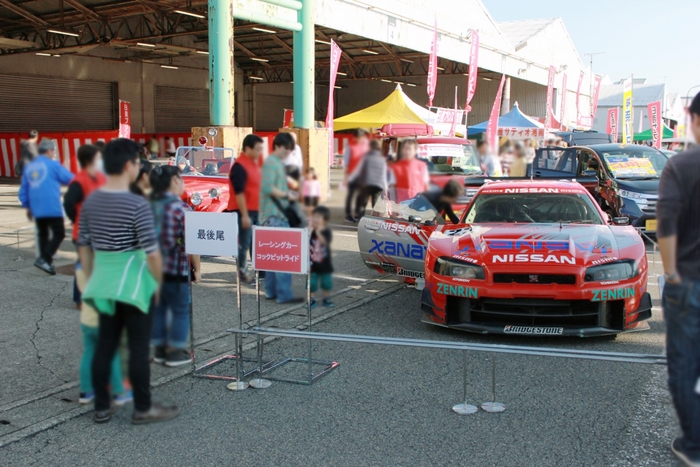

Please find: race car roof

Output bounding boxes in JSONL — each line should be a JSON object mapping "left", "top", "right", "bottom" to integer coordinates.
{"left": 477, "top": 180, "right": 589, "bottom": 195}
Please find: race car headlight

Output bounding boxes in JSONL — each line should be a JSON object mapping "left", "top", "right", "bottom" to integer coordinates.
{"left": 190, "top": 192, "right": 203, "bottom": 206}
{"left": 619, "top": 190, "right": 647, "bottom": 206}
{"left": 434, "top": 257, "right": 484, "bottom": 279}
{"left": 584, "top": 260, "right": 639, "bottom": 282}
{"left": 208, "top": 188, "right": 221, "bottom": 199}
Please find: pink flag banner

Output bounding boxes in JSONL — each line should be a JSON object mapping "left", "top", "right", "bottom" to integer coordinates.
{"left": 606, "top": 108, "right": 619, "bottom": 143}
{"left": 325, "top": 40, "right": 342, "bottom": 166}
{"left": 544, "top": 65, "right": 556, "bottom": 130}
{"left": 591, "top": 75, "right": 602, "bottom": 117}
{"left": 118, "top": 100, "right": 131, "bottom": 139}
{"left": 559, "top": 73, "right": 568, "bottom": 127}
{"left": 427, "top": 18, "right": 438, "bottom": 107}
{"left": 576, "top": 70, "right": 584, "bottom": 123}
{"left": 486, "top": 74, "right": 507, "bottom": 152}
{"left": 465, "top": 29, "right": 479, "bottom": 114}
{"left": 647, "top": 100, "right": 662, "bottom": 149}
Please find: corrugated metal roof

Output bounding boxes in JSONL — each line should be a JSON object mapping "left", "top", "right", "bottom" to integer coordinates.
{"left": 497, "top": 18, "right": 558, "bottom": 47}
{"left": 597, "top": 83, "right": 666, "bottom": 106}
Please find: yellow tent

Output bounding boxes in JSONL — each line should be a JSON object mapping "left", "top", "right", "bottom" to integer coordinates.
{"left": 333, "top": 85, "right": 433, "bottom": 131}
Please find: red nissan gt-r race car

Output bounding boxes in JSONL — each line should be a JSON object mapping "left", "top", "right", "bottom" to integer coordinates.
{"left": 358, "top": 180, "right": 652, "bottom": 337}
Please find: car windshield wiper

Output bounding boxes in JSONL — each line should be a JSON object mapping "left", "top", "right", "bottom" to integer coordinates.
{"left": 615, "top": 176, "right": 659, "bottom": 180}
{"left": 558, "top": 220, "right": 596, "bottom": 225}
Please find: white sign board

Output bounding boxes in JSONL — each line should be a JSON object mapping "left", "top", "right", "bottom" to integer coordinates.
{"left": 185, "top": 211, "right": 238, "bottom": 257}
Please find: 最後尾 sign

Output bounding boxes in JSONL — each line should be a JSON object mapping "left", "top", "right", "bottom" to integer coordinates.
{"left": 252, "top": 227, "right": 309, "bottom": 274}
{"left": 185, "top": 211, "right": 238, "bottom": 257}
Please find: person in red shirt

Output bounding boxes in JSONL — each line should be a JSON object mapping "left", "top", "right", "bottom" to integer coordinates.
{"left": 64, "top": 144, "right": 107, "bottom": 306}
{"left": 343, "top": 129, "right": 370, "bottom": 222}
{"left": 227, "top": 134, "right": 264, "bottom": 284}
{"left": 388, "top": 138, "right": 430, "bottom": 202}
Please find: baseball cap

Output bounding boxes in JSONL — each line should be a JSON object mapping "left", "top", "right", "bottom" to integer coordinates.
{"left": 37, "top": 138, "right": 55, "bottom": 154}
{"left": 689, "top": 92, "right": 700, "bottom": 116}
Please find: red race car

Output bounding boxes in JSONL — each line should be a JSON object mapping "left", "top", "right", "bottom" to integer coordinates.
{"left": 176, "top": 147, "right": 234, "bottom": 212}
{"left": 422, "top": 180, "right": 652, "bottom": 337}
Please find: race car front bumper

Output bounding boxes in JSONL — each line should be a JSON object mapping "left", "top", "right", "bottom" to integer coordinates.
{"left": 421, "top": 288, "right": 653, "bottom": 337}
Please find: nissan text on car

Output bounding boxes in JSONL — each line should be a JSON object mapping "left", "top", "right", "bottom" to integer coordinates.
{"left": 358, "top": 180, "right": 652, "bottom": 337}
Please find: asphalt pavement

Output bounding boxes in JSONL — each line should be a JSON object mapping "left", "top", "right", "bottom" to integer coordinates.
{"left": 0, "top": 173, "right": 682, "bottom": 466}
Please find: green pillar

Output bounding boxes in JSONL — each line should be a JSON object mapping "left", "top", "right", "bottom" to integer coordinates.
{"left": 293, "top": 0, "right": 314, "bottom": 128}
{"left": 209, "top": 0, "right": 235, "bottom": 126}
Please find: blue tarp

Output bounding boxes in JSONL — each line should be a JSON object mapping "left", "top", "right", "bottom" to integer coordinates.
{"left": 467, "top": 102, "right": 543, "bottom": 136}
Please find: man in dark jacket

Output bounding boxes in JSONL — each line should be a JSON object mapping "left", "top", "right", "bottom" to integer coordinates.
{"left": 354, "top": 139, "right": 388, "bottom": 218}
{"left": 657, "top": 92, "right": 700, "bottom": 467}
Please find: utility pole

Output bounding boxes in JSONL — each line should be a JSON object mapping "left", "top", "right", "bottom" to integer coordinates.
{"left": 584, "top": 52, "right": 605, "bottom": 116}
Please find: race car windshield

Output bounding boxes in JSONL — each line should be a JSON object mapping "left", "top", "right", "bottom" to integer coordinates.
{"left": 371, "top": 193, "right": 445, "bottom": 225}
{"left": 419, "top": 144, "right": 482, "bottom": 175}
{"left": 601, "top": 148, "right": 668, "bottom": 180}
{"left": 463, "top": 193, "right": 604, "bottom": 225}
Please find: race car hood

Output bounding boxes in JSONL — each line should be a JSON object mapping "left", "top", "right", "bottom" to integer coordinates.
{"left": 432, "top": 223, "right": 643, "bottom": 267}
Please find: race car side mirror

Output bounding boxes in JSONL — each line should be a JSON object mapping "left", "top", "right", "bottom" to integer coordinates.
{"left": 423, "top": 220, "right": 436, "bottom": 226}
{"left": 408, "top": 215, "right": 423, "bottom": 223}
{"left": 612, "top": 217, "right": 630, "bottom": 226}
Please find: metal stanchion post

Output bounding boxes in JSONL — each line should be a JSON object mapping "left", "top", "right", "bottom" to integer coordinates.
{"left": 452, "top": 350, "right": 477, "bottom": 415}
{"left": 481, "top": 354, "right": 506, "bottom": 413}
{"left": 307, "top": 272, "right": 313, "bottom": 384}
{"left": 249, "top": 270, "right": 271, "bottom": 389}
{"left": 227, "top": 262, "right": 248, "bottom": 391}
{"left": 188, "top": 278, "right": 196, "bottom": 373}
{"left": 14, "top": 231, "right": 23, "bottom": 262}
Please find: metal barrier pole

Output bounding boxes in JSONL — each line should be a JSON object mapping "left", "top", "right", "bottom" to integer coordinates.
{"left": 307, "top": 272, "right": 313, "bottom": 384}
{"left": 249, "top": 270, "right": 271, "bottom": 389}
{"left": 481, "top": 354, "right": 506, "bottom": 413}
{"left": 452, "top": 350, "right": 477, "bottom": 415}
{"left": 188, "top": 278, "right": 196, "bottom": 373}
{"left": 228, "top": 261, "right": 248, "bottom": 391}
{"left": 14, "top": 231, "right": 23, "bottom": 262}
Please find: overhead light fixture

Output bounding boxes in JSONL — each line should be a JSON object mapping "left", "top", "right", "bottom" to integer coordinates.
{"left": 482, "top": 76, "right": 492, "bottom": 81}
{"left": 380, "top": 79, "right": 392, "bottom": 83}
{"left": 334, "top": 86, "right": 342, "bottom": 89}
{"left": 196, "top": 50, "right": 209, "bottom": 55}
{"left": 463, "top": 73, "right": 469, "bottom": 76}
{"left": 400, "top": 58, "right": 414, "bottom": 63}
{"left": 173, "top": 9, "right": 205, "bottom": 19}
{"left": 249, "top": 76, "right": 264, "bottom": 81}
{"left": 161, "top": 65, "right": 179, "bottom": 70}
{"left": 362, "top": 49, "right": 379, "bottom": 55}
{"left": 337, "top": 71, "right": 347, "bottom": 76}
{"left": 47, "top": 29, "right": 79, "bottom": 37}
{"left": 406, "top": 83, "right": 417, "bottom": 87}
{"left": 253, "top": 27, "right": 276, "bottom": 34}
{"left": 437, "top": 66, "right": 445, "bottom": 71}
{"left": 315, "top": 39, "right": 331, "bottom": 45}
{"left": 250, "top": 57, "right": 269, "bottom": 62}
{"left": 35, "top": 52, "right": 52, "bottom": 57}
{"left": 53, "top": 54, "right": 61, "bottom": 57}
{"left": 137, "top": 42, "right": 156, "bottom": 48}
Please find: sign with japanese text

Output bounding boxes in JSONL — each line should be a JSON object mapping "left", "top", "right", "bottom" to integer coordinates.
{"left": 184, "top": 211, "right": 238, "bottom": 257}
{"left": 606, "top": 108, "right": 619, "bottom": 143}
{"left": 544, "top": 65, "right": 556, "bottom": 130}
{"left": 647, "top": 100, "right": 662, "bottom": 149}
{"left": 465, "top": 29, "right": 479, "bottom": 117}
{"left": 622, "top": 77, "right": 633, "bottom": 144}
{"left": 252, "top": 227, "right": 309, "bottom": 274}
{"left": 435, "top": 108, "right": 465, "bottom": 124}
{"left": 427, "top": 18, "right": 438, "bottom": 107}
{"left": 118, "top": 100, "right": 131, "bottom": 139}
{"left": 486, "top": 74, "right": 507, "bottom": 152}
{"left": 559, "top": 73, "right": 568, "bottom": 127}
{"left": 326, "top": 40, "right": 343, "bottom": 166}
{"left": 497, "top": 127, "right": 545, "bottom": 138}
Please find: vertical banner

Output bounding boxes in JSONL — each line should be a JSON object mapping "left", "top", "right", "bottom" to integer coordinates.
{"left": 576, "top": 70, "right": 584, "bottom": 124}
{"left": 559, "top": 72, "right": 568, "bottom": 128}
{"left": 325, "top": 40, "right": 342, "bottom": 166}
{"left": 118, "top": 101, "right": 131, "bottom": 139}
{"left": 638, "top": 109, "right": 644, "bottom": 133}
{"left": 544, "top": 65, "right": 556, "bottom": 130}
{"left": 647, "top": 100, "right": 662, "bottom": 149}
{"left": 427, "top": 18, "right": 438, "bottom": 107}
{"left": 591, "top": 75, "right": 602, "bottom": 118}
{"left": 283, "top": 109, "right": 294, "bottom": 128}
{"left": 486, "top": 74, "right": 507, "bottom": 152}
{"left": 449, "top": 86, "right": 458, "bottom": 137}
{"left": 606, "top": 108, "right": 619, "bottom": 143}
{"left": 622, "top": 77, "right": 633, "bottom": 144}
{"left": 465, "top": 29, "right": 479, "bottom": 122}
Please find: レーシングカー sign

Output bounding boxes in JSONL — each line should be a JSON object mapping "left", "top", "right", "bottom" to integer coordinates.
{"left": 252, "top": 226, "right": 309, "bottom": 274}
{"left": 185, "top": 211, "right": 238, "bottom": 257}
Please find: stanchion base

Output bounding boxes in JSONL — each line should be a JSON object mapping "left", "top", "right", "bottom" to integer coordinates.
{"left": 452, "top": 403, "right": 478, "bottom": 415}
{"left": 261, "top": 357, "right": 339, "bottom": 385}
{"left": 481, "top": 402, "right": 506, "bottom": 413}
{"left": 249, "top": 378, "right": 272, "bottom": 389}
{"left": 14, "top": 257, "right": 24, "bottom": 262}
{"left": 226, "top": 381, "right": 249, "bottom": 391}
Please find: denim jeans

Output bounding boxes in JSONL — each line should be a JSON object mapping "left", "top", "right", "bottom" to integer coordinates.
{"left": 663, "top": 280, "right": 700, "bottom": 457}
{"left": 262, "top": 216, "right": 294, "bottom": 303}
{"left": 151, "top": 281, "right": 191, "bottom": 349}
{"left": 235, "top": 210, "right": 258, "bottom": 273}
